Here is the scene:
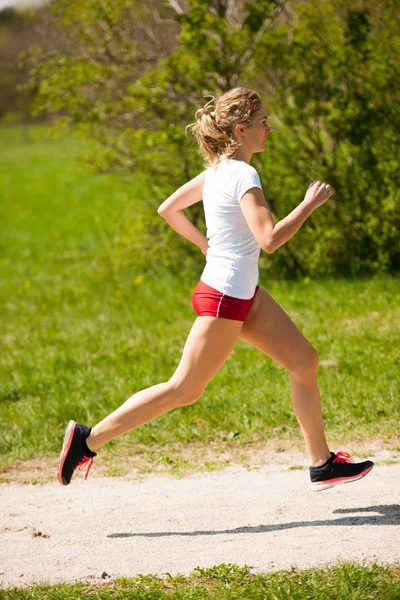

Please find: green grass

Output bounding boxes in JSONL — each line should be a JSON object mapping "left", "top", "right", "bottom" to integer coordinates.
{"left": 1, "top": 563, "right": 400, "bottom": 598}
{"left": 1, "top": 125, "right": 399, "bottom": 471}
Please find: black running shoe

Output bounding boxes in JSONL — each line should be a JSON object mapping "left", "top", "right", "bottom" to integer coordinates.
{"left": 310, "top": 451, "right": 374, "bottom": 492}
{"left": 57, "top": 420, "right": 97, "bottom": 486}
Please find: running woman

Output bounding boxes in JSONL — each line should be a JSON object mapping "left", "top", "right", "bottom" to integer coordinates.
{"left": 58, "top": 87, "right": 374, "bottom": 491}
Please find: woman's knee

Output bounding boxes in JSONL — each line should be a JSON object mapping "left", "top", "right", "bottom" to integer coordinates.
{"left": 167, "top": 377, "right": 204, "bottom": 407}
{"left": 289, "top": 345, "right": 319, "bottom": 376}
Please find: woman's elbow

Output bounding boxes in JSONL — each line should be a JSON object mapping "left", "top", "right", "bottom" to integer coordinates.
{"left": 263, "top": 240, "right": 275, "bottom": 254}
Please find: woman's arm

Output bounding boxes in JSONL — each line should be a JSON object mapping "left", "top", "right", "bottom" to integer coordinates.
{"left": 158, "top": 171, "right": 209, "bottom": 254}
{"left": 158, "top": 210, "right": 209, "bottom": 255}
{"left": 157, "top": 171, "right": 206, "bottom": 212}
{"left": 240, "top": 181, "right": 332, "bottom": 253}
{"left": 268, "top": 181, "right": 332, "bottom": 252}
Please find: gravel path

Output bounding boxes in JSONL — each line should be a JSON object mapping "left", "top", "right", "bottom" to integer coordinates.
{"left": 1, "top": 459, "right": 400, "bottom": 588}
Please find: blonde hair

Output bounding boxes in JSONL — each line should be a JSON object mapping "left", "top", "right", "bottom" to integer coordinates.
{"left": 186, "top": 87, "right": 263, "bottom": 168}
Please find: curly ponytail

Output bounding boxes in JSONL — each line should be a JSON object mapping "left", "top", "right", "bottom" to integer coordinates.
{"left": 186, "top": 87, "right": 263, "bottom": 168}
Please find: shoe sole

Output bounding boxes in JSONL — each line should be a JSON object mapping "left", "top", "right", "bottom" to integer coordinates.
{"left": 57, "top": 420, "right": 76, "bottom": 486}
{"left": 310, "top": 464, "right": 374, "bottom": 491}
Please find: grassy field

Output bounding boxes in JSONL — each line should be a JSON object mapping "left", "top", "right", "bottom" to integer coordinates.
{"left": 1, "top": 125, "right": 399, "bottom": 474}
{"left": 1, "top": 563, "right": 400, "bottom": 598}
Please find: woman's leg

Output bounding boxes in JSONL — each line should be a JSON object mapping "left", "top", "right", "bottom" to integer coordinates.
{"left": 87, "top": 316, "right": 244, "bottom": 451}
{"left": 239, "top": 286, "right": 330, "bottom": 467}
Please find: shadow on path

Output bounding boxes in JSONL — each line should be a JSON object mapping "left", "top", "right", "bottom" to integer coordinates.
{"left": 108, "top": 504, "right": 400, "bottom": 539}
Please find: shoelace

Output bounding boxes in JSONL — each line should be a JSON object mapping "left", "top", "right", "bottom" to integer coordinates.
{"left": 77, "top": 456, "right": 94, "bottom": 480}
{"left": 333, "top": 451, "right": 354, "bottom": 464}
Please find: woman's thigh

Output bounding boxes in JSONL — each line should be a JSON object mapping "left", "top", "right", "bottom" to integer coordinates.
{"left": 239, "top": 286, "right": 318, "bottom": 373}
{"left": 169, "top": 315, "right": 244, "bottom": 401}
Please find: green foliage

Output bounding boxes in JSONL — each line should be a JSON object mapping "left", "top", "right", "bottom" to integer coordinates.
{"left": 22, "top": 0, "right": 400, "bottom": 278}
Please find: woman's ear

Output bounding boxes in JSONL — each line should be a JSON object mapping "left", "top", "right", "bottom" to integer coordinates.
{"left": 235, "top": 123, "right": 246, "bottom": 137}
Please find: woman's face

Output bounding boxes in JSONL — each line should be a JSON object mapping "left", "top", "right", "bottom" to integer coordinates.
{"left": 235, "top": 106, "right": 271, "bottom": 153}
{"left": 247, "top": 106, "right": 272, "bottom": 152}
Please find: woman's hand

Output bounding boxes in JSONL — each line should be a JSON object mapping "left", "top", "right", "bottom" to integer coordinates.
{"left": 304, "top": 180, "right": 333, "bottom": 209}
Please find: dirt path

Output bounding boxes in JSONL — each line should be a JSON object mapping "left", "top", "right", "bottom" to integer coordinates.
{"left": 1, "top": 452, "right": 400, "bottom": 589}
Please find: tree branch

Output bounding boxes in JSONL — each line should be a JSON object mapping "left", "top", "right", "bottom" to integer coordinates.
{"left": 164, "top": 0, "right": 185, "bottom": 15}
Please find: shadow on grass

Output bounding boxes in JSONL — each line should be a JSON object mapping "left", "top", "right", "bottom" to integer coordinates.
{"left": 108, "top": 504, "right": 400, "bottom": 538}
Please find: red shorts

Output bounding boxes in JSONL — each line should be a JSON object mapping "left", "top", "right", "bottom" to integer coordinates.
{"left": 192, "top": 280, "right": 259, "bottom": 322}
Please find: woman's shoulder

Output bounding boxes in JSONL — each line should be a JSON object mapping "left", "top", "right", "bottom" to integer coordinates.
{"left": 206, "top": 158, "right": 259, "bottom": 182}
{"left": 236, "top": 160, "right": 258, "bottom": 173}
{"left": 230, "top": 160, "right": 260, "bottom": 183}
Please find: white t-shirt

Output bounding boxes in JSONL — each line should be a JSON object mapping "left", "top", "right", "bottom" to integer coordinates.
{"left": 200, "top": 157, "right": 263, "bottom": 299}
